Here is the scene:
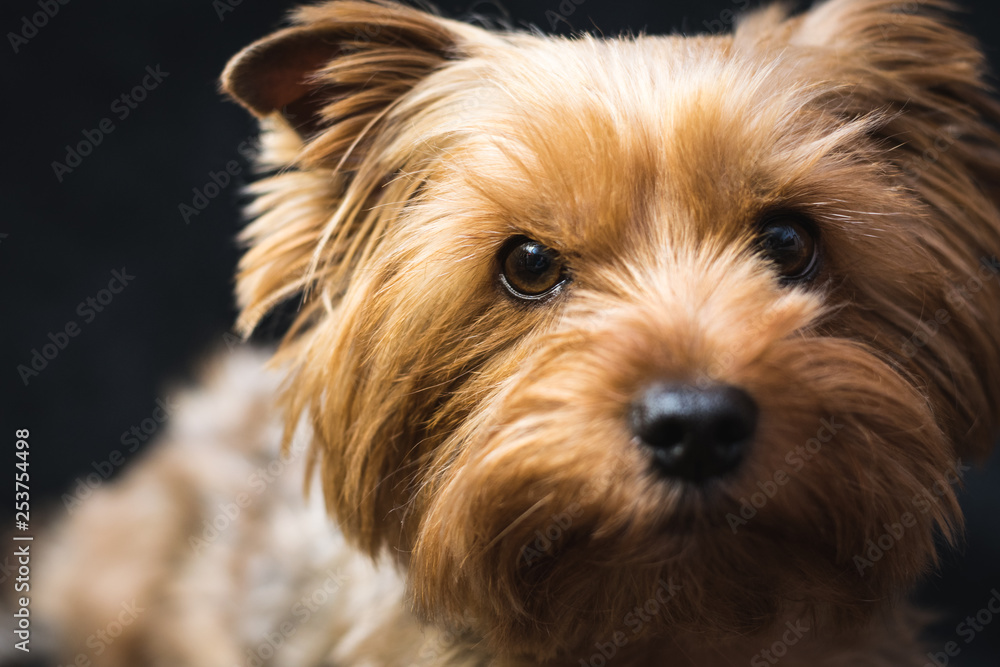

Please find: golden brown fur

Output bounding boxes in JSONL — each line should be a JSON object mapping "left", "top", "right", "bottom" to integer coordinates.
{"left": 30, "top": 0, "right": 1000, "bottom": 665}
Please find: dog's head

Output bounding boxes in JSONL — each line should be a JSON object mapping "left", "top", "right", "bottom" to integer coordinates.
{"left": 222, "top": 0, "right": 1000, "bottom": 657}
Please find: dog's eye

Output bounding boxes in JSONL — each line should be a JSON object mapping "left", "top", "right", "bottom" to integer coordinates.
{"left": 756, "top": 217, "right": 820, "bottom": 282}
{"left": 499, "top": 237, "right": 567, "bottom": 300}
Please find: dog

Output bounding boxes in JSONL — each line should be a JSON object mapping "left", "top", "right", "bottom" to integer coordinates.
{"left": 29, "top": 0, "right": 1000, "bottom": 665}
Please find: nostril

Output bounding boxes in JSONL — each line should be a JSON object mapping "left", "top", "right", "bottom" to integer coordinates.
{"left": 629, "top": 383, "right": 758, "bottom": 483}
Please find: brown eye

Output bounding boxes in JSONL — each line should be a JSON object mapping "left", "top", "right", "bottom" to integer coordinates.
{"left": 499, "top": 237, "right": 567, "bottom": 300}
{"left": 756, "top": 217, "right": 820, "bottom": 282}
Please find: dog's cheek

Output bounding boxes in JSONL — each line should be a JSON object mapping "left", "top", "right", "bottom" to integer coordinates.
{"left": 405, "top": 345, "right": 661, "bottom": 654}
{"left": 731, "top": 337, "right": 961, "bottom": 609}
{"left": 298, "top": 232, "right": 560, "bottom": 554}
{"left": 820, "top": 223, "right": 1000, "bottom": 462}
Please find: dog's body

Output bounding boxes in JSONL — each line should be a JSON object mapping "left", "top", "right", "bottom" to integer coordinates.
{"left": 31, "top": 0, "right": 1000, "bottom": 665}
{"left": 34, "top": 351, "right": 469, "bottom": 667}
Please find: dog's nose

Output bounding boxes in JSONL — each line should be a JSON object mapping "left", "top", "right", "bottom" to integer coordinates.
{"left": 628, "top": 383, "right": 758, "bottom": 483}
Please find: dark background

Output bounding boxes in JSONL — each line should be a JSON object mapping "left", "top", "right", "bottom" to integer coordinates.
{"left": 4, "top": 0, "right": 1000, "bottom": 664}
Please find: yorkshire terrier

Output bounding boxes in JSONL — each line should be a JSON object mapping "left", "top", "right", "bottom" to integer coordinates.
{"left": 31, "top": 0, "right": 1000, "bottom": 665}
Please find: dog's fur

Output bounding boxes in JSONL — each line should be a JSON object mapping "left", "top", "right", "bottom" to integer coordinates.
{"left": 32, "top": 0, "right": 1000, "bottom": 665}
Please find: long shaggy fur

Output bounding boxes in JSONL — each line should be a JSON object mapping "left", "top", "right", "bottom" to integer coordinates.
{"left": 29, "top": 1, "right": 1000, "bottom": 665}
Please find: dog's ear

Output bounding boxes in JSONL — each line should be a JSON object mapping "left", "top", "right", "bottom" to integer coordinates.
{"left": 772, "top": 0, "right": 1000, "bottom": 172}
{"left": 738, "top": 0, "right": 1000, "bottom": 152}
{"left": 221, "top": 0, "right": 478, "bottom": 138}
{"left": 222, "top": 2, "right": 495, "bottom": 335}
{"left": 739, "top": 0, "right": 993, "bottom": 109}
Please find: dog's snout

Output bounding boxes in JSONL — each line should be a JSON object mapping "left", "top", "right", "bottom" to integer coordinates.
{"left": 629, "top": 383, "right": 758, "bottom": 483}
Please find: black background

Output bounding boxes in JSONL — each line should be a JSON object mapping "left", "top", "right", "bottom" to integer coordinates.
{"left": 5, "top": 0, "right": 1000, "bottom": 664}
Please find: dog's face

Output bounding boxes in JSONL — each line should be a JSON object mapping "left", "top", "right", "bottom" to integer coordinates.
{"left": 223, "top": 0, "right": 1000, "bottom": 657}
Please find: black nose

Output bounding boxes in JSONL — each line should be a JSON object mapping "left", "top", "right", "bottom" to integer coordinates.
{"left": 629, "top": 383, "right": 758, "bottom": 483}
